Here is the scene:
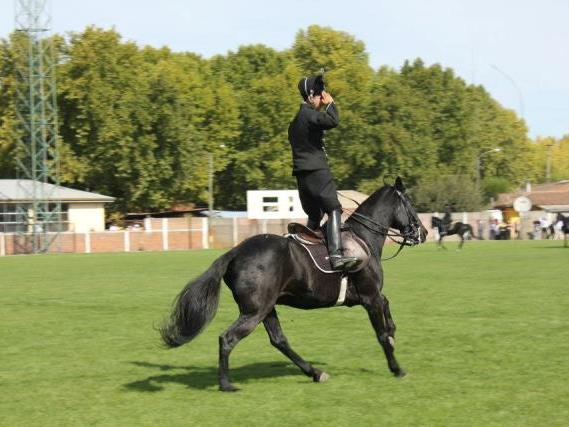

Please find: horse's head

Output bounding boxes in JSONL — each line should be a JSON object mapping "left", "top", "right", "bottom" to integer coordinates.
{"left": 347, "top": 177, "right": 428, "bottom": 246}
{"left": 390, "top": 177, "right": 428, "bottom": 245}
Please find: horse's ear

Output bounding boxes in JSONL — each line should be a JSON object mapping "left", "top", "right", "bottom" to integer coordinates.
{"left": 394, "top": 176, "right": 406, "bottom": 193}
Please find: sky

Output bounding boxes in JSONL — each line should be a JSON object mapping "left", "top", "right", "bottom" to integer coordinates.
{"left": 2, "top": 0, "right": 568, "bottom": 139}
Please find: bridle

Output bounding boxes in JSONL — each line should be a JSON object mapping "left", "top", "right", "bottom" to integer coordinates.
{"left": 343, "top": 189, "right": 423, "bottom": 261}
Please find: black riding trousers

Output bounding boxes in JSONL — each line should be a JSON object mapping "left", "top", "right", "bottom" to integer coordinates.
{"left": 295, "top": 169, "right": 342, "bottom": 225}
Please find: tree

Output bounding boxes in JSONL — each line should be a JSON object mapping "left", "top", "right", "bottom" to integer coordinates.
{"left": 410, "top": 174, "right": 483, "bottom": 212}
{"left": 530, "top": 135, "right": 569, "bottom": 182}
{"left": 0, "top": 36, "right": 19, "bottom": 178}
{"left": 211, "top": 46, "right": 299, "bottom": 209}
{"left": 0, "top": 25, "right": 551, "bottom": 214}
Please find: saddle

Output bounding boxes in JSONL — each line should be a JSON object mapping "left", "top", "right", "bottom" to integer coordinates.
{"left": 286, "top": 223, "right": 370, "bottom": 274}
{"left": 287, "top": 222, "right": 325, "bottom": 244}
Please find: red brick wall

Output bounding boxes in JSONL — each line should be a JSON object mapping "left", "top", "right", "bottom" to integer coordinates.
{"left": 45, "top": 233, "right": 85, "bottom": 253}
{"left": 169, "top": 231, "right": 193, "bottom": 250}
{"left": 90, "top": 232, "right": 124, "bottom": 253}
{"left": 129, "top": 231, "right": 162, "bottom": 252}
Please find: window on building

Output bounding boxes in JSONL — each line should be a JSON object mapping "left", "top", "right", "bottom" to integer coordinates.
{"left": 262, "top": 196, "right": 279, "bottom": 212}
{"left": 0, "top": 203, "right": 69, "bottom": 233}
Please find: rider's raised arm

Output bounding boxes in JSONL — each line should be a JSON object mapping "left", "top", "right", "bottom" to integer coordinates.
{"left": 306, "top": 102, "right": 339, "bottom": 130}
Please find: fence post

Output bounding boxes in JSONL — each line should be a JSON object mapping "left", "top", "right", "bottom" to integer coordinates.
{"left": 0, "top": 233, "right": 5, "bottom": 256}
{"left": 202, "top": 217, "right": 209, "bottom": 249}
{"left": 262, "top": 219, "right": 267, "bottom": 234}
{"left": 124, "top": 231, "right": 130, "bottom": 252}
{"left": 162, "top": 218, "right": 169, "bottom": 251}
{"left": 85, "top": 232, "right": 91, "bottom": 254}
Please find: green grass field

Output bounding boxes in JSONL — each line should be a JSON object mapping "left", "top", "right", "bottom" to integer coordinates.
{"left": 1, "top": 240, "right": 568, "bottom": 426}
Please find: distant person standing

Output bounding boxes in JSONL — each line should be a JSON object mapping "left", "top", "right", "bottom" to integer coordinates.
{"left": 489, "top": 219, "right": 498, "bottom": 240}
{"left": 539, "top": 217, "right": 550, "bottom": 239}
{"left": 554, "top": 219, "right": 564, "bottom": 240}
{"left": 476, "top": 219, "right": 484, "bottom": 239}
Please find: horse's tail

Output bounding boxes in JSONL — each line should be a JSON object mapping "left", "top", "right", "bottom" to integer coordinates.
{"left": 159, "top": 249, "right": 236, "bottom": 348}
{"left": 466, "top": 224, "right": 478, "bottom": 239}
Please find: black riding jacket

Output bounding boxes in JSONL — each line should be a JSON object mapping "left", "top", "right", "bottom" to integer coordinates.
{"left": 288, "top": 102, "right": 339, "bottom": 175}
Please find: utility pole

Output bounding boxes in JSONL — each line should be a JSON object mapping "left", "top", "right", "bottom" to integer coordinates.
{"left": 545, "top": 142, "right": 554, "bottom": 182}
{"left": 207, "top": 144, "right": 225, "bottom": 217}
{"left": 208, "top": 152, "right": 214, "bottom": 216}
{"left": 14, "top": 0, "right": 63, "bottom": 253}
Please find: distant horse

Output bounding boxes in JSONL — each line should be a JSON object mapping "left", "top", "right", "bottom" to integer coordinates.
{"left": 159, "top": 177, "right": 427, "bottom": 392}
{"left": 431, "top": 216, "right": 477, "bottom": 250}
{"left": 557, "top": 213, "right": 569, "bottom": 247}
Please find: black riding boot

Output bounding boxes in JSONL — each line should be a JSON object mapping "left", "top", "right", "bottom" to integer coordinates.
{"left": 327, "top": 209, "right": 359, "bottom": 271}
{"left": 306, "top": 217, "right": 321, "bottom": 231}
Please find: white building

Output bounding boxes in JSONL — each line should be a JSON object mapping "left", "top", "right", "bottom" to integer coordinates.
{"left": 0, "top": 179, "right": 115, "bottom": 233}
{"left": 247, "top": 189, "right": 368, "bottom": 219}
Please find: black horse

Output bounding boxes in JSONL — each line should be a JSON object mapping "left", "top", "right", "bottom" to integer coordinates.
{"left": 160, "top": 177, "right": 428, "bottom": 391}
{"left": 431, "top": 216, "right": 477, "bottom": 250}
{"left": 556, "top": 213, "right": 569, "bottom": 247}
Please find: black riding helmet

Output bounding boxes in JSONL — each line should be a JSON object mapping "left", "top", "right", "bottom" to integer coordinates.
{"left": 298, "top": 75, "right": 325, "bottom": 100}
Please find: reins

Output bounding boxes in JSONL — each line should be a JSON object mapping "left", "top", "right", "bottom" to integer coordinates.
{"left": 338, "top": 188, "right": 420, "bottom": 261}
{"left": 349, "top": 212, "right": 409, "bottom": 261}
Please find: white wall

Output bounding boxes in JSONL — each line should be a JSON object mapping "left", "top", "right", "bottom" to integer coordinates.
{"left": 68, "top": 203, "right": 106, "bottom": 232}
{"left": 247, "top": 190, "right": 306, "bottom": 219}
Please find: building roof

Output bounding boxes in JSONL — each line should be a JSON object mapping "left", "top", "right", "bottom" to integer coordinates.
{"left": 0, "top": 179, "right": 115, "bottom": 203}
{"left": 495, "top": 180, "right": 569, "bottom": 210}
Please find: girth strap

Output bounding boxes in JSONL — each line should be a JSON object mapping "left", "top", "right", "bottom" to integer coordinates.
{"left": 335, "top": 276, "right": 348, "bottom": 306}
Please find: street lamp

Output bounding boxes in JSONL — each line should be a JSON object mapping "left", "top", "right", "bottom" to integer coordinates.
{"left": 476, "top": 148, "right": 502, "bottom": 191}
{"left": 490, "top": 64, "right": 525, "bottom": 120}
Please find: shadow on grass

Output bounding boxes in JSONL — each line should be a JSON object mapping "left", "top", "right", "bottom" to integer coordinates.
{"left": 123, "top": 360, "right": 327, "bottom": 392}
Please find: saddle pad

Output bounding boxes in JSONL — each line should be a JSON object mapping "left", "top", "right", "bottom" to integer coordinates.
{"left": 291, "top": 234, "right": 337, "bottom": 273}
{"left": 288, "top": 231, "right": 370, "bottom": 274}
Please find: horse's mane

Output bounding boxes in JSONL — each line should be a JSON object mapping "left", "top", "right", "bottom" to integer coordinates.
{"left": 350, "top": 185, "right": 395, "bottom": 216}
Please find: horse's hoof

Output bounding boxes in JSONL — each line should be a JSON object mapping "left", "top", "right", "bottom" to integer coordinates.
{"left": 219, "top": 383, "right": 240, "bottom": 392}
{"left": 313, "top": 371, "right": 330, "bottom": 382}
{"left": 394, "top": 369, "right": 406, "bottom": 378}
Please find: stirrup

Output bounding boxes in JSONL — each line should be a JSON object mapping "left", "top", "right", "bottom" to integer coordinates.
{"left": 329, "top": 255, "right": 360, "bottom": 271}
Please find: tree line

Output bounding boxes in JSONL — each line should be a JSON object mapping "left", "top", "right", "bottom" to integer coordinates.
{"left": 0, "top": 25, "right": 566, "bottom": 214}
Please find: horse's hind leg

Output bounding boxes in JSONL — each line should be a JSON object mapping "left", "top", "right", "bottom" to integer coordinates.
{"left": 263, "top": 308, "right": 328, "bottom": 383}
{"left": 364, "top": 296, "right": 405, "bottom": 377}
{"left": 218, "top": 312, "right": 265, "bottom": 392}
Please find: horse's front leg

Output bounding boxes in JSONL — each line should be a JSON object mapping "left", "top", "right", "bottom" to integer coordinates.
{"left": 364, "top": 295, "right": 405, "bottom": 377}
{"left": 437, "top": 231, "right": 447, "bottom": 250}
{"left": 382, "top": 295, "right": 396, "bottom": 339}
{"left": 458, "top": 234, "right": 465, "bottom": 250}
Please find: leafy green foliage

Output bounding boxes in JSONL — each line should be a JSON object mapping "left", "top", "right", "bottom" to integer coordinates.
{"left": 0, "top": 25, "right": 555, "bottom": 213}
{"left": 410, "top": 174, "right": 483, "bottom": 212}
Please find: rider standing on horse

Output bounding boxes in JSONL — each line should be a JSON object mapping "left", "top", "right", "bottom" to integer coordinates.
{"left": 288, "top": 75, "right": 358, "bottom": 271}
